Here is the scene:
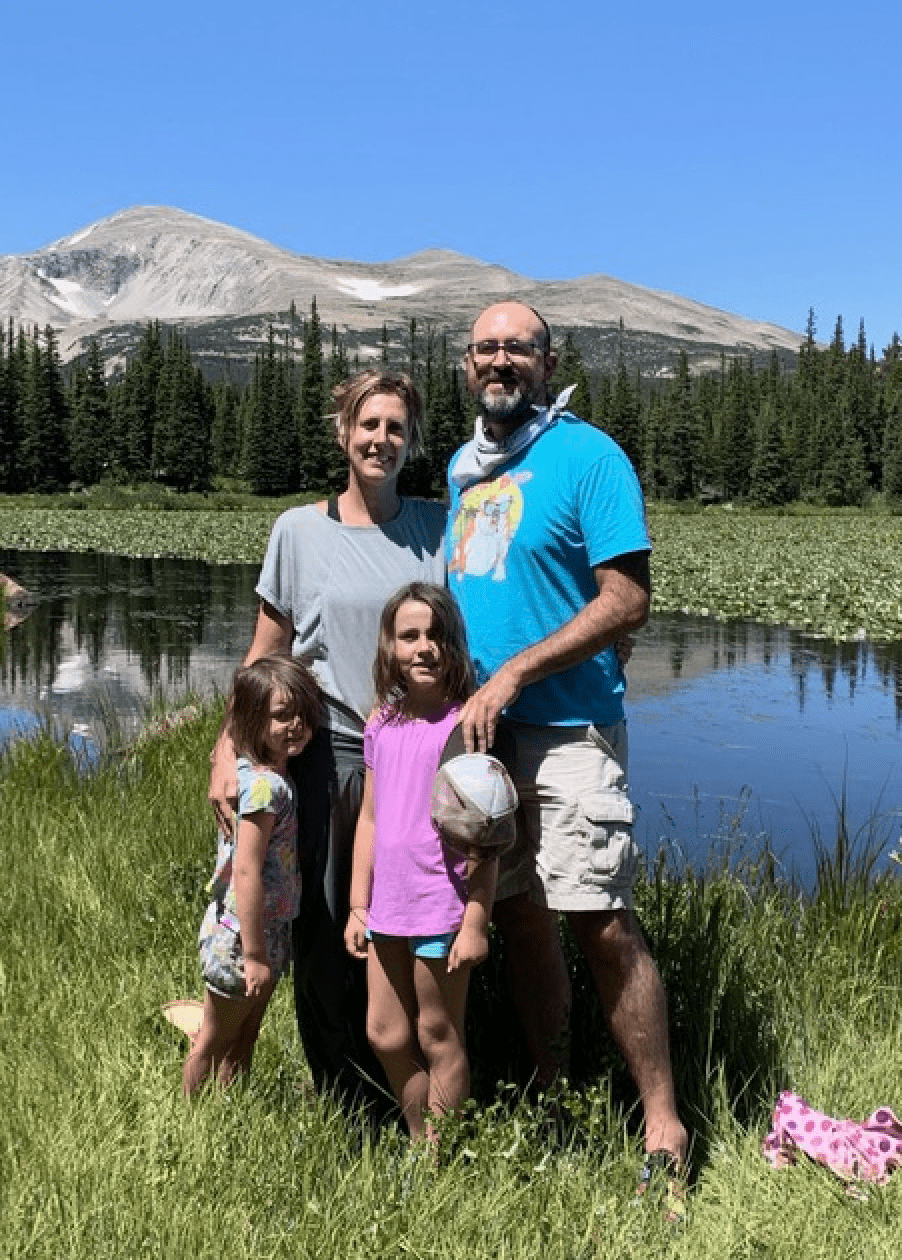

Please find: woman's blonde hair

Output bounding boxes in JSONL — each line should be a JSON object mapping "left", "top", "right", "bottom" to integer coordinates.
{"left": 331, "top": 370, "right": 424, "bottom": 459}
{"left": 229, "top": 655, "right": 321, "bottom": 765}
{"left": 373, "top": 582, "right": 474, "bottom": 716}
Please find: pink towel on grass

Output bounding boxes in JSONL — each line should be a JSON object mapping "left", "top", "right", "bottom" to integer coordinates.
{"left": 763, "top": 1090, "right": 902, "bottom": 1185}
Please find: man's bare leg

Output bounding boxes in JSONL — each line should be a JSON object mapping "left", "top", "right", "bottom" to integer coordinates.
{"left": 567, "top": 907, "right": 687, "bottom": 1162}
{"left": 493, "top": 892, "right": 571, "bottom": 1090}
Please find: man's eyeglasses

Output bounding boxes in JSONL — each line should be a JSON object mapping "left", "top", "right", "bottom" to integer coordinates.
{"left": 467, "top": 339, "right": 545, "bottom": 361}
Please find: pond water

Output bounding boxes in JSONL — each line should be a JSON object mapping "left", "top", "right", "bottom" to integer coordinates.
{"left": 0, "top": 549, "right": 257, "bottom": 743}
{"left": 3, "top": 548, "right": 901, "bottom": 884}
{"left": 625, "top": 617, "right": 902, "bottom": 883}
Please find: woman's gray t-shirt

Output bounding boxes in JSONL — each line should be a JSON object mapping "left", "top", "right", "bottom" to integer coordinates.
{"left": 256, "top": 499, "right": 447, "bottom": 738}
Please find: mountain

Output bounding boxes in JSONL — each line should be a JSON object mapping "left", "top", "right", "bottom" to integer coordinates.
{"left": 0, "top": 205, "right": 805, "bottom": 380}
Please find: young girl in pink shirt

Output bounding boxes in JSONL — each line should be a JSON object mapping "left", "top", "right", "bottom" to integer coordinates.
{"left": 344, "top": 582, "right": 497, "bottom": 1143}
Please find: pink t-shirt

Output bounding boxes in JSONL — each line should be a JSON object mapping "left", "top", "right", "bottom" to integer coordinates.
{"left": 365, "top": 704, "right": 468, "bottom": 937}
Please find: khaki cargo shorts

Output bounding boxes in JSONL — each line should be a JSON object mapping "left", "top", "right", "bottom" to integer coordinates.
{"left": 497, "top": 720, "right": 638, "bottom": 912}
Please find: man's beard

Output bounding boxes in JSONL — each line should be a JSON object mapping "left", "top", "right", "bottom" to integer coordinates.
{"left": 479, "top": 382, "right": 532, "bottom": 422}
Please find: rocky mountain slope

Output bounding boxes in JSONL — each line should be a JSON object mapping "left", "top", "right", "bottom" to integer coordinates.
{"left": 0, "top": 206, "right": 805, "bottom": 380}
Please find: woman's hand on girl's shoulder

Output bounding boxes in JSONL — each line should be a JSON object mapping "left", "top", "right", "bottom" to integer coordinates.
{"left": 344, "top": 908, "right": 369, "bottom": 959}
{"left": 209, "top": 736, "right": 239, "bottom": 835}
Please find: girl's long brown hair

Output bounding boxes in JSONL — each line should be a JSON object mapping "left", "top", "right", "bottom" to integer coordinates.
{"left": 373, "top": 583, "right": 473, "bottom": 717}
{"left": 229, "top": 655, "right": 321, "bottom": 765}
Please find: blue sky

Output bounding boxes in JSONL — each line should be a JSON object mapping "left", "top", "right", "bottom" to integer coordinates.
{"left": 4, "top": 1, "right": 899, "bottom": 351}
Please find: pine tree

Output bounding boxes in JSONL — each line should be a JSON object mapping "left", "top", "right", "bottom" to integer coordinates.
{"left": 640, "top": 392, "right": 666, "bottom": 499}
{"left": 656, "top": 351, "right": 694, "bottom": 499}
{"left": 242, "top": 353, "right": 267, "bottom": 490}
{"left": 789, "top": 313, "right": 826, "bottom": 498}
{"left": 70, "top": 340, "right": 111, "bottom": 485}
{"left": 693, "top": 372, "right": 722, "bottom": 495}
{"left": 422, "top": 337, "right": 467, "bottom": 494}
{"left": 0, "top": 322, "right": 19, "bottom": 491}
{"left": 326, "top": 325, "right": 350, "bottom": 395}
{"left": 881, "top": 355, "right": 902, "bottom": 500}
{"left": 324, "top": 325, "right": 352, "bottom": 489}
{"left": 244, "top": 327, "right": 300, "bottom": 495}
{"left": 299, "top": 298, "right": 328, "bottom": 490}
{"left": 6, "top": 325, "right": 28, "bottom": 490}
{"left": 211, "top": 381, "right": 244, "bottom": 477}
{"left": 113, "top": 322, "right": 164, "bottom": 480}
{"left": 153, "top": 332, "right": 212, "bottom": 490}
{"left": 272, "top": 345, "right": 301, "bottom": 494}
{"left": 805, "top": 306, "right": 817, "bottom": 346}
{"left": 846, "top": 318, "right": 880, "bottom": 487}
{"left": 819, "top": 394, "right": 869, "bottom": 506}
{"left": 590, "top": 370, "right": 612, "bottom": 433}
{"left": 831, "top": 315, "right": 845, "bottom": 357}
{"left": 749, "top": 398, "right": 792, "bottom": 505}
{"left": 719, "top": 356, "right": 754, "bottom": 498}
{"left": 550, "top": 332, "right": 592, "bottom": 419}
{"left": 604, "top": 338, "right": 641, "bottom": 471}
{"left": 19, "top": 326, "right": 70, "bottom": 490}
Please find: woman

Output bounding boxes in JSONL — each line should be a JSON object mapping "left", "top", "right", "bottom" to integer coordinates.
{"left": 209, "top": 370, "right": 446, "bottom": 1109}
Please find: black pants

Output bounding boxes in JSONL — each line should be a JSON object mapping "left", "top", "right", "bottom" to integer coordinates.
{"left": 290, "top": 728, "right": 390, "bottom": 1114}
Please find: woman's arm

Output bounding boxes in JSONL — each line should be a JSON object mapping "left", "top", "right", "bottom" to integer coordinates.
{"left": 233, "top": 808, "right": 275, "bottom": 998}
{"left": 448, "top": 856, "right": 498, "bottom": 972}
{"left": 344, "top": 768, "right": 376, "bottom": 959}
{"left": 209, "top": 601, "right": 293, "bottom": 833}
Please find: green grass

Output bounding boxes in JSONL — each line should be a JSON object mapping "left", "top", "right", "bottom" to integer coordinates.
{"left": 648, "top": 506, "right": 902, "bottom": 641}
{"left": 0, "top": 481, "right": 312, "bottom": 513}
{"left": 0, "top": 507, "right": 281, "bottom": 565}
{"left": 3, "top": 711, "right": 901, "bottom": 1257}
{"left": 3, "top": 502, "right": 902, "bottom": 640}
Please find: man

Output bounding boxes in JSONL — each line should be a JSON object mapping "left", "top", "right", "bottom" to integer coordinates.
{"left": 447, "top": 301, "right": 687, "bottom": 1169}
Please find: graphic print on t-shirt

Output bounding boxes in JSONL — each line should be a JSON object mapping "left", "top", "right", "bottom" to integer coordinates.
{"left": 448, "top": 471, "right": 532, "bottom": 583}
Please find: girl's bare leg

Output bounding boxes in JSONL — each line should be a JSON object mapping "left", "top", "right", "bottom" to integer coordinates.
{"left": 217, "top": 977, "right": 277, "bottom": 1086}
{"left": 183, "top": 986, "right": 272, "bottom": 1098}
{"left": 367, "top": 940, "right": 429, "bottom": 1139}
{"left": 413, "top": 957, "right": 470, "bottom": 1138}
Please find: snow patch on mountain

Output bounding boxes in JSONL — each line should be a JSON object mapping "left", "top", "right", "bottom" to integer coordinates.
{"left": 35, "top": 271, "right": 108, "bottom": 319}
{"left": 334, "top": 277, "right": 422, "bottom": 301}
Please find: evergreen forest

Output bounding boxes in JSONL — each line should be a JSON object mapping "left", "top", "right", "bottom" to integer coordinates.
{"left": 1, "top": 302, "right": 901, "bottom": 506}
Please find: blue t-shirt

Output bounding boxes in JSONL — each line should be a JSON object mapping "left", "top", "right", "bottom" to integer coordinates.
{"left": 447, "top": 415, "right": 650, "bottom": 726}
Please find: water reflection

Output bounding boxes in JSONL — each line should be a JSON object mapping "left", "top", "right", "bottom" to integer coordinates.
{"left": 627, "top": 615, "right": 902, "bottom": 882}
{"left": 1, "top": 551, "right": 900, "bottom": 880}
{"left": 630, "top": 613, "right": 902, "bottom": 725}
{"left": 0, "top": 549, "right": 258, "bottom": 739}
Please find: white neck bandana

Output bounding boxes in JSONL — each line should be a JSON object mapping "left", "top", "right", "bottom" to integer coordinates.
{"left": 450, "top": 385, "right": 577, "bottom": 491}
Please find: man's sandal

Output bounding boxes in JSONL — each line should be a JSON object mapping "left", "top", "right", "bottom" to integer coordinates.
{"left": 634, "top": 1150, "right": 688, "bottom": 1226}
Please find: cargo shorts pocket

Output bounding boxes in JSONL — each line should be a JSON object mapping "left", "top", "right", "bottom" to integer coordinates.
{"left": 578, "top": 790, "right": 638, "bottom": 882}
{"left": 586, "top": 723, "right": 628, "bottom": 785}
